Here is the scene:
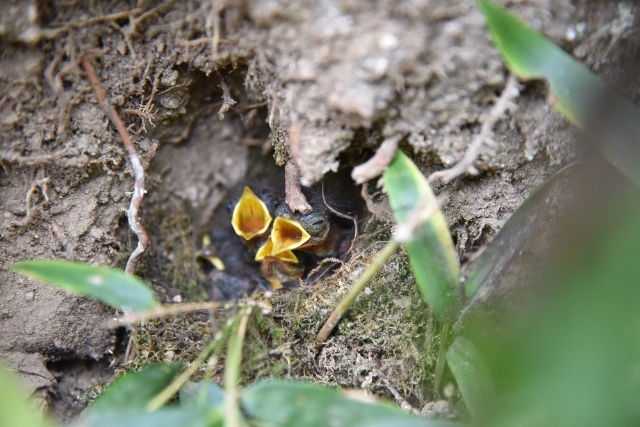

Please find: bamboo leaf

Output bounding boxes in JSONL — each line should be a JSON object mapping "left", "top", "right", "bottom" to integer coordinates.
{"left": 383, "top": 151, "right": 462, "bottom": 323}
{"left": 446, "top": 336, "right": 496, "bottom": 421}
{"left": 85, "top": 363, "right": 183, "bottom": 417}
{"left": 0, "top": 367, "right": 57, "bottom": 427}
{"left": 464, "top": 163, "right": 574, "bottom": 300}
{"left": 478, "top": 0, "right": 640, "bottom": 186}
{"left": 242, "top": 380, "right": 458, "bottom": 427}
{"left": 10, "top": 261, "right": 158, "bottom": 312}
{"left": 74, "top": 407, "right": 222, "bottom": 427}
{"left": 180, "top": 381, "right": 225, "bottom": 409}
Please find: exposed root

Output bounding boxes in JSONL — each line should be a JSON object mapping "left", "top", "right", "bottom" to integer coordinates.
{"left": 80, "top": 55, "right": 150, "bottom": 275}
{"left": 21, "top": 171, "right": 51, "bottom": 227}
{"left": 217, "top": 73, "right": 237, "bottom": 120}
{"left": 351, "top": 134, "right": 403, "bottom": 184}
{"left": 428, "top": 74, "right": 520, "bottom": 183}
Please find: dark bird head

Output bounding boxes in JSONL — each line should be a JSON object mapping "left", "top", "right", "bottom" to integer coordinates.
{"left": 273, "top": 203, "right": 330, "bottom": 247}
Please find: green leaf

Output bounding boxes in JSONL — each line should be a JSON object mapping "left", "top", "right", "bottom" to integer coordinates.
{"left": 73, "top": 407, "right": 223, "bottom": 427}
{"left": 242, "top": 380, "right": 458, "bottom": 427}
{"left": 446, "top": 336, "right": 496, "bottom": 421}
{"left": 463, "top": 163, "right": 574, "bottom": 300}
{"left": 383, "top": 151, "right": 462, "bottom": 323}
{"left": 10, "top": 260, "right": 158, "bottom": 312}
{"left": 478, "top": 0, "right": 640, "bottom": 186}
{"left": 180, "top": 381, "right": 225, "bottom": 408}
{"left": 85, "top": 363, "right": 183, "bottom": 417}
{"left": 0, "top": 367, "right": 58, "bottom": 427}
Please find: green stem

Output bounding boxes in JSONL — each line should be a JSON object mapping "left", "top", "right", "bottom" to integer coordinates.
{"left": 146, "top": 320, "right": 232, "bottom": 411}
{"left": 316, "top": 240, "right": 400, "bottom": 344}
{"left": 225, "top": 307, "right": 252, "bottom": 427}
{"left": 433, "top": 322, "right": 451, "bottom": 393}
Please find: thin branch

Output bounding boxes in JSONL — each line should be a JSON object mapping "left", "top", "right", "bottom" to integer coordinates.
{"left": 112, "top": 301, "right": 223, "bottom": 325}
{"left": 316, "top": 239, "right": 400, "bottom": 345}
{"left": 321, "top": 181, "right": 358, "bottom": 255}
{"left": 351, "top": 134, "right": 403, "bottom": 184}
{"left": 147, "top": 317, "right": 233, "bottom": 411}
{"left": 217, "top": 73, "right": 237, "bottom": 120}
{"left": 316, "top": 195, "right": 442, "bottom": 345}
{"left": 80, "top": 55, "right": 150, "bottom": 275}
{"left": 428, "top": 74, "right": 520, "bottom": 183}
{"left": 225, "top": 306, "right": 252, "bottom": 427}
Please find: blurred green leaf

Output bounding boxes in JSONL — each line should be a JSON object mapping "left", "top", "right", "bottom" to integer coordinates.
{"left": 478, "top": 0, "right": 640, "bottom": 186}
{"left": 73, "top": 407, "right": 223, "bottom": 427}
{"left": 84, "top": 363, "right": 183, "bottom": 418}
{"left": 464, "top": 163, "right": 574, "bottom": 300}
{"left": 0, "top": 367, "right": 57, "bottom": 427}
{"left": 243, "top": 380, "right": 458, "bottom": 427}
{"left": 10, "top": 261, "right": 158, "bottom": 312}
{"left": 180, "top": 381, "right": 225, "bottom": 409}
{"left": 383, "top": 150, "right": 462, "bottom": 323}
{"left": 446, "top": 336, "right": 495, "bottom": 421}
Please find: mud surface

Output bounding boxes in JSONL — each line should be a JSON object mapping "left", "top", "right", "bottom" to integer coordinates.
{"left": 0, "top": 0, "right": 637, "bottom": 422}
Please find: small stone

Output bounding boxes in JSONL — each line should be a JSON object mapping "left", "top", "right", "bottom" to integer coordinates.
{"left": 172, "top": 295, "right": 182, "bottom": 303}
{"left": 24, "top": 290, "right": 35, "bottom": 302}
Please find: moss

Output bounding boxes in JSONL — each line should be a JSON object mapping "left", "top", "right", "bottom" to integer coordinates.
{"left": 129, "top": 202, "right": 442, "bottom": 409}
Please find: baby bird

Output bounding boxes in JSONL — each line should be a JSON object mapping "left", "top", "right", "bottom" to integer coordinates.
{"left": 202, "top": 169, "right": 362, "bottom": 298}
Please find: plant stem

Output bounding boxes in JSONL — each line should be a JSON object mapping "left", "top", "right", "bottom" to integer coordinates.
{"left": 146, "top": 319, "right": 232, "bottom": 411}
{"left": 433, "top": 322, "right": 451, "bottom": 393}
{"left": 225, "top": 307, "right": 252, "bottom": 427}
{"left": 316, "top": 240, "right": 400, "bottom": 345}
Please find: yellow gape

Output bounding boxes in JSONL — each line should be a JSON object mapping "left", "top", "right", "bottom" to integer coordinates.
{"left": 255, "top": 235, "right": 299, "bottom": 263}
{"left": 231, "top": 187, "right": 272, "bottom": 240}
{"left": 270, "top": 217, "right": 310, "bottom": 255}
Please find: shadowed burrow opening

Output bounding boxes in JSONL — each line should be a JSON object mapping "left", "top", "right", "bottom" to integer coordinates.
{"left": 143, "top": 64, "right": 383, "bottom": 301}
{"left": 196, "top": 149, "right": 370, "bottom": 301}
{"left": 44, "top": 326, "right": 128, "bottom": 422}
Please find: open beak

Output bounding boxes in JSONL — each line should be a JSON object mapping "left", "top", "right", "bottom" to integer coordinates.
{"left": 270, "top": 217, "right": 310, "bottom": 255}
{"left": 255, "top": 235, "right": 299, "bottom": 263}
{"left": 231, "top": 187, "right": 273, "bottom": 240}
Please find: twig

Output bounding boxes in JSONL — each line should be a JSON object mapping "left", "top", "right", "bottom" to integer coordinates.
{"left": 285, "top": 160, "right": 312, "bottom": 213}
{"left": 428, "top": 74, "right": 520, "bottom": 183}
{"left": 316, "top": 240, "right": 399, "bottom": 345}
{"left": 217, "top": 73, "right": 237, "bottom": 120}
{"left": 80, "top": 56, "right": 149, "bottom": 275}
{"left": 206, "top": 0, "right": 224, "bottom": 61}
{"left": 383, "top": 379, "right": 415, "bottom": 412}
{"left": 321, "top": 181, "right": 358, "bottom": 255}
{"left": 0, "top": 149, "right": 73, "bottom": 168}
{"left": 316, "top": 195, "right": 442, "bottom": 345}
{"left": 112, "top": 301, "right": 223, "bottom": 325}
{"left": 22, "top": 174, "right": 51, "bottom": 227}
{"left": 351, "top": 134, "right": 403, "bottom": 184}
{"left": 225, "top": 306, "right": 252, "bottom": 427}
{"left": 147, "top": 316, "right": 234, "bottom": 411}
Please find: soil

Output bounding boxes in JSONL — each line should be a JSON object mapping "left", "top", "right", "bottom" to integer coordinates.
{"left": 0, "top": 0, "right": 637, "bottom": 423}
